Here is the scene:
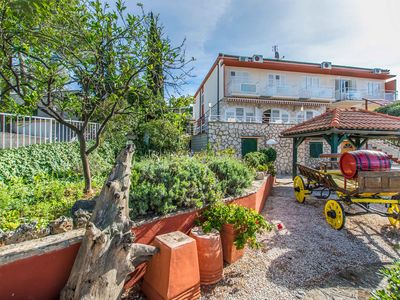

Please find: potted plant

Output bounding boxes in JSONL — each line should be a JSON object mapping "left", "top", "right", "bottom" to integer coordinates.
{"left": 199, "top": 202, "right": 273, "bottom": 263}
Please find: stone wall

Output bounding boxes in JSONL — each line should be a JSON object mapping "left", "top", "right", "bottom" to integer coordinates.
{"left": 208, "top": 121, "right": 330, "bottom": 175}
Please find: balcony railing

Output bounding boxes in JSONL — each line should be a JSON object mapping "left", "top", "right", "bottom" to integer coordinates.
{"left": 227, "top": 79, "right": 397, "bottom": 101}
{"left": 0, "top": 112, "right": 100, "bottom": 149}
{"left": 209, "top": 115, "right": 298, "bottom": 124}
{"left": 335, "top": 89, "right": 397, "bottom": 101}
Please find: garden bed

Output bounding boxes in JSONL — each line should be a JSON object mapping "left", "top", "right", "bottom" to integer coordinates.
{"left": 0, "top": 175, "right": 274, "bottom": 300}
{"left": 1, "top": 147, "right": 262, "bottom": 246}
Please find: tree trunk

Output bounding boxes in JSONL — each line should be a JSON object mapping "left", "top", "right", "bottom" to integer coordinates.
{"left": 77, "top": 133, "right": 92, "bottom": 194}
{"left": 60, "top": 144, "right": 158, "bottom": 300}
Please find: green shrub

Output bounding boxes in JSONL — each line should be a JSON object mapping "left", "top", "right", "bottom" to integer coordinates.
{"left": 0, "top": 174, "right": 103, "bottom": 231}
{"left": 0, "top": 141, "right": 119, "bottom": 182}
{"left": 0, "top": 141, "right": 120, "bottom": 232}
{"left": 135, "top": 119, "right": 189, "bottom": 154}
{"left": 266, "top": 162, "right": 276, "bottom": 176}
{"left": 129, "top": 156, "right": 221, "bottom": 218}
{"left": 370, "top": 261, "right": 400, "bottom": 299}
{"left": 200, "top": 202, "right": 273, "bottom": 249}
{"left": 260, "top": 147, "right": 277, "bottom": 163}
{"left": 208, "top": 157, "right": 254, "bottom": 196}
{"left": 244, "top": 152, "right": 264, "bottom": 169}
{"left": 376, "top": 102, "right": 400, "bottom": 117}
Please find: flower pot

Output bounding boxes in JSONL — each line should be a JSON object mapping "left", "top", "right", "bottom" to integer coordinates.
{"left": 220, "top": 224, "right": 244, "bottom": 264}
{"left": 190, "top": 227, "right": 223, "bottom": 285}
{"left": 255, "top": 172, "right": 264, "bottom": 180}
{"left": 142, "top": 231, "right": 200, "bottom": 300}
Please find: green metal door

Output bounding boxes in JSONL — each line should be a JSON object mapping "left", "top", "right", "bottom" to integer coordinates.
{"left": 241, "top": 138, "right": 258, "bottom": 157}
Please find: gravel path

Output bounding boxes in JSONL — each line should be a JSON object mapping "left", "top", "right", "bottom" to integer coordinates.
{"left": 201, "top": 178, "right": 400, "bottom": 300}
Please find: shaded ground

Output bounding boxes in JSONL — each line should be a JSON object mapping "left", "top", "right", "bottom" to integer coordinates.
{"left": 201, "top": 178, "right": 399, "bottom": 300}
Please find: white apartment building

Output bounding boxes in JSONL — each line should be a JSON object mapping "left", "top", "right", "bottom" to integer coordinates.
{"left": 191, "top": 53, "right": 397, "bottom": 174}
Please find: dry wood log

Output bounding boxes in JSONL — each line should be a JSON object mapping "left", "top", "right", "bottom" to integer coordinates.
{"left": 61, "top": 144, "right": 158, "bottom": 300}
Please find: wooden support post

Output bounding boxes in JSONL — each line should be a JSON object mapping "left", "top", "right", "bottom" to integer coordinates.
{"left": 360, "top": 138, "right": 369, "bottom": 149}
{"left": 330, "top": 133, "right": 339, "bottom": 155}
{"left": 292, "top": 137, "right": 298, "bottom": 179}
{"left": 348, "top": 137, "right": 357, "bottom": 148}
{"left": 292, "top": 137, "right": 304, "bottom": 179}
{"left": 355, "top": 137, "right": 361, "bottom": 149}
{"left": 338, "top": 134, "right": 348, "bottom": 145}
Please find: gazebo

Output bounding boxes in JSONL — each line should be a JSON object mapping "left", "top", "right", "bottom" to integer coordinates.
{"left": 281, "top": 108, "right": 400, "bottom": 178}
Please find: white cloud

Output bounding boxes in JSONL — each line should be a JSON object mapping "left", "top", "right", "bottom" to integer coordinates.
{"left": 123, "top": 0, "right": 400, "bottom": 94}
{"left": 133, "top": 0, "right": 232, "bottom": 94}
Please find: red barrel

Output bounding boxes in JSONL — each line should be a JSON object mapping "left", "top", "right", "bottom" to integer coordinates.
{"left": 339, "top": 150, "right": 391, "bottom": 179}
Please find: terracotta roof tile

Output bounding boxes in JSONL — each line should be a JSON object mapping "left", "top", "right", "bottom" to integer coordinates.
{"left": 281, "top": 108, "right": 400, "bottom": 136}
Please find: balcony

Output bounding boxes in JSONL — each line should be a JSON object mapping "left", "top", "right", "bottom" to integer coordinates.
{"left": 208, "top": 115, "right": 298, "bottom": 124}
{"left": 335, "top": 89, "right": 397, "bottom": 101}
{"left": 227, "top": 79, "right": 397, "bottom": 101}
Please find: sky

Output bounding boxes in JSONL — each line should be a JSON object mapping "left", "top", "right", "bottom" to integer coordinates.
{"left": 126, "top": 0, "right": 400, "bottom": 96}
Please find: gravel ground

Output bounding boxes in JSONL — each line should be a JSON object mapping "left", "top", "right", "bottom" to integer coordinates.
{"left": 125, "top": 178, "right": 399, "bottom": 300}
{"left": 200, "top": 178, "right": 400, "bottom": 300}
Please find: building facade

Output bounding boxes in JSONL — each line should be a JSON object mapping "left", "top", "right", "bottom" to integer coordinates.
{"left": 191, "top": 53, "right": 397, "bottom": 174}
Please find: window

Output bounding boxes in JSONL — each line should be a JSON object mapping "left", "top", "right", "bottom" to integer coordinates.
{"left": 246, "top": 112, "right": 255, "bottom": 122}
{"left": 303, "top": 76, "right": 320, "bottom": 89}
{"left": 297, "top": 110, "right": 319, "bottom": 123}
{"left": 241, "top": 83, "right": 257, "bottom": 94}
{"left": 335, "top": 79, "right": 357, "bottom": 99}
{"left": 268, "top": 74, "right": 285, "bottom": 87}
{"left": 310, "top": 142, "right": 323, "bottom": 158}
{"left": 225, "top": 111, "right": 235, "bottom": 121}
{"left": 281, "top": 112, "right": 289, "bottom": 123}
{"left": 262, "top": 109, "right": 271, "bottom": 124}
{"left": 368, "top": 82, "right": 381, "bottom": 96}
{"left": 271, "top": 109, "right": 280, "bottom": 122}
{"left": 271, "top": 109, "right": 290, "bottom": 124}
{"left": 306, "top": 111, "right": 314, "bottom": 120}
{"left": 236, "top": 108, "right": 244, "bottom": 121}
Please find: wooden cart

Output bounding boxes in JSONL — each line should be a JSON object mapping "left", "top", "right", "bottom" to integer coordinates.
{"left": 293, "top": 164, "right": 400, "bottom": 230}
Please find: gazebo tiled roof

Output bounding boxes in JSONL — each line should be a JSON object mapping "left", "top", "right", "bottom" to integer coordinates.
{"left": 281, "top": 108, "right": 400, "bottom": 137}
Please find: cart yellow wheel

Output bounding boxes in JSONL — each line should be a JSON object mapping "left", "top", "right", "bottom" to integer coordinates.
{"left": 387, "top": 204, "right": 400, "bottom": 228}
{"left": 293, "top": 176, "right": 306, "bottom": 203}
{"left": 324, "top": 200, "right": 345, "bottom": 230}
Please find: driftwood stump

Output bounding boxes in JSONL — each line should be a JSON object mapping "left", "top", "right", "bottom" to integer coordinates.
{"left": 61, "top": 145, "right": 158, "bottom": 300}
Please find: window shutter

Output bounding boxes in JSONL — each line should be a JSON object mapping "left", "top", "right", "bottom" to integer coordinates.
{"left": 310, "top": 142, "right": 323, "bottom": 158}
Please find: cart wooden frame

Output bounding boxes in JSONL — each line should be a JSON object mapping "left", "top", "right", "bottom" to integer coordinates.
{"left": 294, "top": 164, "right": 400, "bottom": 230}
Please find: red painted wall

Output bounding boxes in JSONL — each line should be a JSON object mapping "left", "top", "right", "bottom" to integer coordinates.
{"left": 0, "top": 177, "right": 273, "bottom": 300}
{"left": 385, "top": 79, "right": 396, "bottom": 92}
{"left": 0, "top": 243, "right": 80, "bottom": 300}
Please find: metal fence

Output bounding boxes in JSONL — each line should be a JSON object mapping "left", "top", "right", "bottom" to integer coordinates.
{"left": 0, "top": 112, "right": 100, "bottom": 149}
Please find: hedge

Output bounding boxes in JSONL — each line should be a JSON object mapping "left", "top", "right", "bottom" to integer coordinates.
{"left": 0, "top": 141, "right": 119, "bottom": 182}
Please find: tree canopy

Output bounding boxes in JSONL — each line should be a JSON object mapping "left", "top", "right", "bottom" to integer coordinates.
{"left": 0, "top": 0, "right": 192, "bottom": 192}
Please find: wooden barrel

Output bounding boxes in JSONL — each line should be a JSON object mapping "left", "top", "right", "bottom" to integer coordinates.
{"left": 339, "top": 150, "right": 391, "bottom": 179}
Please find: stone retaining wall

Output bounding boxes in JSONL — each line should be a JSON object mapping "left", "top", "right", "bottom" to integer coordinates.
{"left": 208, "top": 121, "right": 329, "bottom": 175}
{"left": 0, "top": 176, "right": 274, "bottom": 300}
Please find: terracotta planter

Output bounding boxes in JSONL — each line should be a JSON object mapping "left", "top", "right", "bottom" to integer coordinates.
{"left": 142, "top": 231, "right": 200, "bottom": 300}
{"left": 255, "top": 172, "right": 264, "bottom": 180}
{"left": 220, "top": 224, "right": 244, "bottom": 264}
{"left": 190, "top": 227, "right": 223, "bottom": 285}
